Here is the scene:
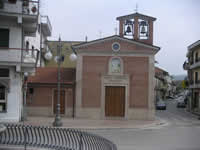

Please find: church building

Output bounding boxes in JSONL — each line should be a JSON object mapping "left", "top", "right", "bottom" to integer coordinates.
{"left": 72, "top": 12, "right": 160, "bottom": 120}
{"left": 27, "top": 12, "right": 160, "bottom": 120}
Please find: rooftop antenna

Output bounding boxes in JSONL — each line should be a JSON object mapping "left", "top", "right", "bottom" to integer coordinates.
{"left": 134, "top": 3, "right": 138, "bottom": 13}
{"left": 85, "top": 36, "right": 88, "bottom": 42}
{"left": 114, "top": 27, "right": 118, "bottom": 35}
{"left": 99, "top": 30, "right": 102, "bottom": 38}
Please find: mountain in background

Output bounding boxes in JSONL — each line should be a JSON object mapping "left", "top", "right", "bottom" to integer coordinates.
{"left": 172, "top": 74, "right": 187, "bottom": 81}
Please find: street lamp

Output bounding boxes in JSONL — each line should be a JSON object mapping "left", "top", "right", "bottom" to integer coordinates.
{"left": 52, "top": 36, "right": 63, "bottom": 127}
{"left": 51, "top": 36, "right": 77, "bottom": 127}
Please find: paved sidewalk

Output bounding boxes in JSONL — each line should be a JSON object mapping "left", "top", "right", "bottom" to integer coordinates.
{"left": 18, "top": 116, "right": 166, "bottom": 129}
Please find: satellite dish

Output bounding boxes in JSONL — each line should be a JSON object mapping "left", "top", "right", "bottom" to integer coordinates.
{"left": 70, "top": 53, "right": 77, "bottom": 61}
{"left": 44, "top": 51, "right": 53, "bottom": 60}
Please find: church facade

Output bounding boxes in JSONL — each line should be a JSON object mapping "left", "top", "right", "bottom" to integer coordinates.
{"left": 73, "top": 13, "right": 160, "bottom": 120}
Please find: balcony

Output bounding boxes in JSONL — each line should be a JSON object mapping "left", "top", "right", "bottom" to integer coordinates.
{"left": 0, "top": 47, "right": 39, "bottom": 69}
{"left": 41, "top": 16, "right": 52, "bottom": 37}
{"left": 183, "top": 61, "right": 190, "bottom": 70}
{"left": 0, "top": 0, "right": 39, "bottom": 17}
{"left": 0, "top": 0, "right": 39, "bottom": 36}
{"left": 189, "top": 80, "right": 200, "bottom": 89}
{"left": 190, "top": 58, "right": 200, "bottom": 69}
{"left": 0, "top": 0, "right": 22, "bottom": 14}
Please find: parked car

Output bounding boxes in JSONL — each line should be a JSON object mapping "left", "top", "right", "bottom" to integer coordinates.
{"left": 166, "top": 96, "right": 174, "bottom": 99}
{"left": 156, "top": 100, "right": 166, "bottom": 110}
{"left": 177, "top": 101, "right": 186, "bottom": 108}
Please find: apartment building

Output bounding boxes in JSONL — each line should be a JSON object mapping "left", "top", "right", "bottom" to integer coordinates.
{"left": 154, "top": 67, "right": 175, "bottom": 102}
{"left": 183, "top": 40, "right": 200, "bottom": 115}
{"left": 0, "top": 0, "right": 51, "bottom": 122}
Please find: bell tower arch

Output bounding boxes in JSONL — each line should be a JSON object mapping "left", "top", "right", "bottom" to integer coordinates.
{"left": 116, "top": 12, "right": 156, "bottom": 45}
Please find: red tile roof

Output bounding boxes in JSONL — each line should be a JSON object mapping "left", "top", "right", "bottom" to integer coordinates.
{"left": 28, "top": 67, "right": 76, "bottom": 84}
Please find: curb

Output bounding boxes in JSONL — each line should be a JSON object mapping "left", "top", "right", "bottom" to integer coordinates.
{"left": 63, "top": 119, "right": 169, "bottom": 131}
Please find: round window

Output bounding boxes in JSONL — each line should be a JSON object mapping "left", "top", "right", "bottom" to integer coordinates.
{"left": 112, "top": 42, "right": 120, "bottom": 52}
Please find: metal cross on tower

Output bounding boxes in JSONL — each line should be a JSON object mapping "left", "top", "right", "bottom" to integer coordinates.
{"left": 134, "top": 3, "right": 138, "bottom": 13}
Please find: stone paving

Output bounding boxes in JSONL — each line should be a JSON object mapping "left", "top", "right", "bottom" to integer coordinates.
{"left": 0, "top": 117, "right": 166, "bottom": 150}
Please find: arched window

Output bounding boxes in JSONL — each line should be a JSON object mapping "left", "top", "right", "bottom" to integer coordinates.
{"left": 109, "top": 57, "right": 123, "bottom": 75}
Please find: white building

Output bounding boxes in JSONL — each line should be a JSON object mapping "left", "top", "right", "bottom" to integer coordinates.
{"left": 0, "top": 0, "right": 51, "bottom": 122}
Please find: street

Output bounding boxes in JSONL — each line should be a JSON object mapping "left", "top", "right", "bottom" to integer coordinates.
{"left": 89, "top": 99, "right": 200, "bottom": 150}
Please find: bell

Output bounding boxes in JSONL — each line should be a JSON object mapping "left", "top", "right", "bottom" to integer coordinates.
{"left": 141, "top": 26, "right": 146, "bottom": 34}
{"left": 126, "top": 25, "right": 132, "bottom": 33}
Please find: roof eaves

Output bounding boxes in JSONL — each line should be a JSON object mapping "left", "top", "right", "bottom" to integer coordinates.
{"left": 188, "top": 40, "right": 200, "bottom": 50}
{"left": 72, "top": 35, "right": 160, "bottom": 51}
{"left": 116, "top": 12, "right": 156, "bottom": 21}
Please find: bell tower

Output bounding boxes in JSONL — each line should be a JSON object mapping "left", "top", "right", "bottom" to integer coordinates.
{"left": 116, "top": 12, "right": 156, "bottom": 45}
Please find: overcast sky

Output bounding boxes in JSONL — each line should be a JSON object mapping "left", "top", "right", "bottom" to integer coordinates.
{"left": 41, "top": 0, "right": 200, "bottom": 75}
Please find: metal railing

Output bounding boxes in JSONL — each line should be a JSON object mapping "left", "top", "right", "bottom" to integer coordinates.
{"left": 0, "top": 124, "right": 117, "bottom": 150}
{"left": 190, "top": 80, "right": 194, "bottom": 85}
{"left": 0, "top": 47, "right": 39, "bottom": 66}
{"left": 41, "top": 15, "right": 52, "bottom": 33}
{"left": 195, "top": 80, "right": 200, "bottom": 84}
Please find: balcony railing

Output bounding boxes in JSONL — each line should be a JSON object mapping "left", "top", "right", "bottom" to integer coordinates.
{"left": 189, "top": 80, "right": 200, "bottom": 89}
{"left": 190, "top": 60, "right": 200, "bottom": 69}
{"left": 0, "top": 47, "right": 39, "bottom": 66}
{"left": 0, "top": 124, "right": 117, "bottom": 150}
{"left": 41, "top": 15, "right": 52, "bottom": 36}
{"left": 195, "top": 58, "right": 200, "bottom": 63}
{"left": 195, "top": 80, "right": 200, "bottom": 84}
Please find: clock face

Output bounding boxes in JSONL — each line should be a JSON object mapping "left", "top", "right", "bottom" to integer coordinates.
{"left": 112, "top": 42, "right": 120, "bottom": 52}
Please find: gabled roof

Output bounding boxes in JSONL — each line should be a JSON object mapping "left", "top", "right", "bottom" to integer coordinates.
{"left": 28, "top": 67, "right": 76, "bottom": 84}
{"left": 72, "top": 35, "right": 160, "bottom": 51}
{"left": 116, "top": 12, "right": 156, "bottom": 21}
{"left": 46, "top": 41, "right": 83, "bottom": 68}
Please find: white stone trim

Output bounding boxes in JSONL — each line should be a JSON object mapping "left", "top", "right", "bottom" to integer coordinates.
{"left": 112, "top": 42, "right": 120, "bottom": 52}
{"left": 101, "top": 74, "right": 130, "bottom": 119}
{"left": 75, "top": 55, "right": 83, "bottom": 117}
{"left": 148, "top": 55, "right": 155, "bottom": 119}
{"left": 77, "top": 49, "right": 157, "bottom": 55}
{"left": 77, "top": 52, "right": 154, "bottom": 57}
{"left": 73, "top": 35, "right": 160, "bottom": 51}
{"left": 108, "top": 57, "right": 124, "bottom": 75}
